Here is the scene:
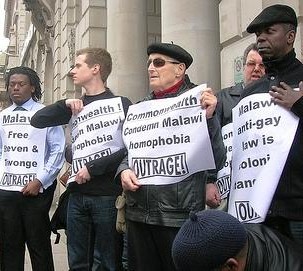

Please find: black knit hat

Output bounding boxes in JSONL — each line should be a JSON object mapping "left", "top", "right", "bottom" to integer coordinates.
{"left": 247, "top": 4, "right": 297, "bottom": 33}
{"left": 147, "top": 42, "right": 193, "bottom": 69}
{"left": 172, "top": 210, "right": 247, "bottom": 271}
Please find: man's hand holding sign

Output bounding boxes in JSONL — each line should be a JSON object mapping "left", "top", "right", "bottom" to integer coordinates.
{"left": 269, "top": 81, "right": 303, "bottom": 109}
{"left": 66, "top": 98, "right": 84, "bottom": 115}
{"left": 200, "top": 88, "right": 217, "bottom": 119}
{"left": 120, "top": 168, "right": 141, "bottom": 192}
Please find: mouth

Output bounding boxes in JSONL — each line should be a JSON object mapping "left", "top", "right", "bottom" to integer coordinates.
{"left": 11, "top": 93, "right": 21, "bottom": 97}
{"left": 251, "top": 74, "right": 261, "bottom": 80}
{"left": 257, "top": 46, "right": 270, "bottom": 53}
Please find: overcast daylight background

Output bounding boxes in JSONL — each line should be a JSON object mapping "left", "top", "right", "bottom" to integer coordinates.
{"left": 0, "top": 1, "right": 9, "bottom": 52}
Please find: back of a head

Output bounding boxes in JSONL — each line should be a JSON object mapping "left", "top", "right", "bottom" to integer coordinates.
{"left": 172, "top": 210, "right": 247, "bottom": 271}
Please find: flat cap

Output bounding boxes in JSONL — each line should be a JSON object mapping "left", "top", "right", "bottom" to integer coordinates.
{"left": 147, "top": 42, "right": 193, "bottom": 69}
{"left": 247, "top": 4, "right": 297, "bottom": 33}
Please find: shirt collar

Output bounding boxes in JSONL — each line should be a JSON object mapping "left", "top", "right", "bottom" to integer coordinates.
{"left": 13, "top": 98, "right": 35, "bottom": 111}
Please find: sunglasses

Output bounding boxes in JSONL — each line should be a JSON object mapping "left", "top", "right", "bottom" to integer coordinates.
{"left": 147, "top": 58, "right": 181, "bottom": 68}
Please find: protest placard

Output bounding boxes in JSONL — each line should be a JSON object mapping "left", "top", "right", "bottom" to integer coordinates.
{"left": 69, "top": 98, "right": 125, "bottom": 183}
{"left": 0, "top": 111, "right": 46, "bottom": 191}
{"left": 123, "top": 84, "right": 215, "bottom": 185}
{"left": 228, "top": 93, "right": 299, "bottom": 222}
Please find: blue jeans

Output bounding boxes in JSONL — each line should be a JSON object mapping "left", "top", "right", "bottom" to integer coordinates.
{"left": 67, "top": 193, "right": 123, "bottom": 271}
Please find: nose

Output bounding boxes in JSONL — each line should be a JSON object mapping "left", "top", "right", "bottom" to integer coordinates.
{"left": 254, "top": 64, "right": 261, "bottom": 70}
{"left": 256, "top": 33, "right": 266, "bottom": 44}
{"left": 147, "top": 60, "right": 154, "bottom": 68}
{"left": 148, "top": 63, "right": 155, "bottom": 72}
{"left": 10, "top": 83, "right": 21, "bottom": 91}
{"left": 68, "top": 66, "right": 75, "bottom": 77}
{"left": 254, "top": 64, "right": 265, "bottom": 73}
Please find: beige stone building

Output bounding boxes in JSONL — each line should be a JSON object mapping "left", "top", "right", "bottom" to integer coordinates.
{"left": 0, "top": 52, "right": 9, "bottom": 110}
{"left": 3, "top": 0, "right": 302, "bottom": 105}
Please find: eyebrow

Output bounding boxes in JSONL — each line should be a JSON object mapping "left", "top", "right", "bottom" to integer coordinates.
{"left": 9, "top": 80, "right": 29, "bottom": 83}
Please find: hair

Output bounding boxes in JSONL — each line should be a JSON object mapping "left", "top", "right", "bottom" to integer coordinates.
{"left": 282, "top": 23, "right": 297, "bottom": 33}
{"left": 76, "top": 47, "right": 112, "bottom": 83}
{"left": 210, "top": 241, "right": 248, "bottom": 271}
{"left": 5, "top": 66, "right": 42, "bottom": 101}
{"left": 282, "top": 23, "right": 297, "bottom": 46}
{"left": 243, "top": 43, "right": 258, "bottom": 65}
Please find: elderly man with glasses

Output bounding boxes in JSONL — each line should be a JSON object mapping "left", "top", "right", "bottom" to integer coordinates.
{"left": 116, "top": 42, "right": 226, "bottom": 271}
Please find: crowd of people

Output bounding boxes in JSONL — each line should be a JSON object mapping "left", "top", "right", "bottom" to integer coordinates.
{"left": 0, "top": 3, "right": 302, "bottom": 271}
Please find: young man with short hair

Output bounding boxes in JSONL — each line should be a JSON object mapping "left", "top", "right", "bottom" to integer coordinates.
{"left": 31, "top": 48, "right": 132, "bottom": 270}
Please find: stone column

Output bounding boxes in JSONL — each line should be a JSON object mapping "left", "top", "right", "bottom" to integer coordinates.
{"left": 107, "top": 0, "right": 148, "bottom": 102}
{"left": 162, "top": 0, "right": 221, "bottom": 90}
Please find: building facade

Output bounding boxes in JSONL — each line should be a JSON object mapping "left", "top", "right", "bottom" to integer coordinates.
{"left": 3, "top": 0, "right": 302, "bottom": 104}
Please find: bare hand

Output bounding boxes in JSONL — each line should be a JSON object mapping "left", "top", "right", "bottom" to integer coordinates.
{"left": 269, "top": 81, "right": 303, "bottom": 110}
{"left": 121, "top": 169, "right": 141, "bottom": 192}
{"left": 75, "top": 166, "right": 91, "bottom": 184}
{"left": 200, "top": 88, "right": 217, "bottom": 119}
{"left": 21, "top": 179, "right": 42, "bottom": 196}
{"left": 205, "top": 183, "right": 221, "bottom": 208}
{"left": 66, "top": 99, "right": 84, "bottom": 115}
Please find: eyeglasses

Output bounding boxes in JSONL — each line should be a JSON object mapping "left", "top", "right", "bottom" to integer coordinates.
{"left": 245, "top": 61, "right": 265, "bottom": 70}
{"left": 147, "top": 58, "right": 180, "bottom": 68}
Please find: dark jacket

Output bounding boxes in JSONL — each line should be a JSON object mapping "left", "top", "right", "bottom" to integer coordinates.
{"left": 241, "top": 49, "right": 303, "bottom": 221}
{"left": 216, "top": 83, "right": 243, "bottom": 127}
{"left": 245, "top": 224, "right": 303, "bottom": 271}
{"left": 116, "top": 75, "right": 226, "bottom": 227}
{"left": 31, "top": 89, "right": 132, "bottom": 196}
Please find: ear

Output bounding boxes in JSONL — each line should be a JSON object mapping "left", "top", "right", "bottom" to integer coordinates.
{"left": 175, "top": 63, "right": 186, "bottom": 78}
{"left": 92, "top": 64, "right": 101, "bottom": 74}
{"left": 221, "top": 258, "right": 240, "bottom": 271}
{"left": 287, "top": 30, "right": 296, "bottom": 45}
{"left": 31, "top": 86, "right": 35, "bottom": 94}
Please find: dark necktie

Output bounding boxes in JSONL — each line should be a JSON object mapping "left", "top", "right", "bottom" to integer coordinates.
{"left": 14, "top": 106, "right": 27, "bottom": 111}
